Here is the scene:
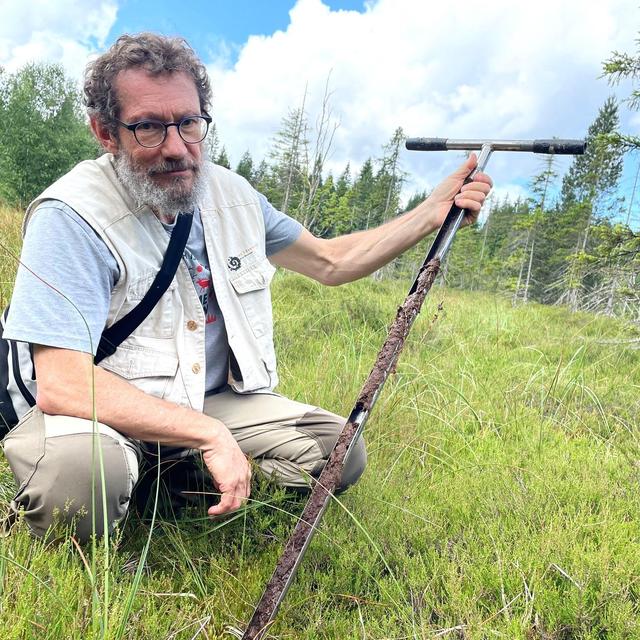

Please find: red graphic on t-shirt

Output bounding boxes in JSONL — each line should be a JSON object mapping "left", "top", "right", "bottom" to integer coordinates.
{"left": 206, "top": 313, "right": 217, "bottom": 324}
{"left": 182, "top": 246, "right": 210, "bottom": 315}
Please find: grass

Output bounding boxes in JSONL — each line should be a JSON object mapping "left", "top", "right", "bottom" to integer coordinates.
{"left": 0, "top": 204, "right": 21, "bottom": 308}
{"left": 1, "top": 206, "right": 640, "bottom": 638}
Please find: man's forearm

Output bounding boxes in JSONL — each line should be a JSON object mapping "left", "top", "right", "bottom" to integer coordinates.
{"left": 33, "top": 345, "right": 252, "bottom": 515}
{"left": 272, "top": 200, "right": 439, "bottom": 287}
{"left": 271, "top": 155, "right": 492, "bottom": 287}
{"left": 34, "top": 345, "right": 221, "bottom": 449}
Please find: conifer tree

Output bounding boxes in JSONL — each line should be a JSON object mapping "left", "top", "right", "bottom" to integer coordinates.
{"left": 602, "top": 37, "right": 640, "bottom": 150}
{"left": 370, "top": 128, "right": 408, "bottom": 278}
{"left": 602, "top": 39, "right": 640, "bottom": 314}
{"left": 404, "top": 190, "right": 428, "bottom": 213}
{"left": 235, "top": 150, "right": 255, "bottom": 184}
{"left": 376, "top": 127, "right": 407, "bottom": 224}
{"left": 512, "top": 155, "right": 557, "bottom": 304}
{"left": 268, "top": 99, "right": 309, "bottom": 215}
{"left": 312, "top": 173, "right": 338, "bottom": 236}
{"left": 299, "top": 77, "right": 339, "bottom": 229}
{"left": 216, "top": 146, "right": 231, "bottom": 169}
{"left": 252, "top": 159, "right": 270, "bottom": 194}
{"left": 351, "top": 158, "right": 376, "bottom": 230}
{"left": 335, "top": 164, "right": 352, "bottom": 199}
{"left": 553, "top": 97, "right": 623, "bottom": 310}
{"left": 207, "top": 122, "right": 222, "bottom": 163}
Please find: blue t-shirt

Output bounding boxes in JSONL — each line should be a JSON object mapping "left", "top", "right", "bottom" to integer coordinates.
{"left": 4, "top": 190, "right": 302, "bottom": 393}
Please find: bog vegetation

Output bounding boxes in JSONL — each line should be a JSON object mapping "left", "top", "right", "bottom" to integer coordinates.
{"left": 0, "top": 35, "right": 639, "bottom": 640}
{"left": 1, "top": 203, "right": 639, "bottom": 637}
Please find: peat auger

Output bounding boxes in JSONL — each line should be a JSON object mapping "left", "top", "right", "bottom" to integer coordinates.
{"left": 237, "top": 136, "right": 586, "bottom": 640}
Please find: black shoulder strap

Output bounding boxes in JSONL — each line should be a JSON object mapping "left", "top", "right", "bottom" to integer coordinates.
{"left": 95, "top": 212, "right": 193, "bottom": 364}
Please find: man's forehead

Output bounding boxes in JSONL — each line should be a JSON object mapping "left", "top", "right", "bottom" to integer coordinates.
{"left": 114, "top": 68, "right": 200, "bottom": 118}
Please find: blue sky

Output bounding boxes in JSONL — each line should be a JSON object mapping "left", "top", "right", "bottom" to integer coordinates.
{"left": 108, "top": 0, "right": 366, "bottom": 62}
{"left": 1, "top": 0, "right": 638, "bottom": 221}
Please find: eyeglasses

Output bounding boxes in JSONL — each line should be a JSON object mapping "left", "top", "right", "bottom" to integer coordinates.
{"left": 116, "top": 113, "right": 212, "bottom": 148}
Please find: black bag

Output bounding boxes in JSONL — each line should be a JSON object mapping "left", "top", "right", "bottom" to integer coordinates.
{"left": 0, "top": 212, "right": 192, "bottom": 436}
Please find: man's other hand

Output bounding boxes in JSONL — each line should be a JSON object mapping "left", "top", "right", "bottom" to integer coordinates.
{"left": 428, "top": 153, "right": 493, "bottom": 227}
{"left": 202, "top": 426, "right": 252, "bottom": 516}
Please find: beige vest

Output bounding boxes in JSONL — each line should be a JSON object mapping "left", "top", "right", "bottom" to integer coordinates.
{"left": 26, "top": 154, "right": 278, "bottom": 411}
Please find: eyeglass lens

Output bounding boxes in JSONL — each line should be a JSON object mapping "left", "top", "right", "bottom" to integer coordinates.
{"left": 134, "top": 117, "right": 208, "bottom": 147}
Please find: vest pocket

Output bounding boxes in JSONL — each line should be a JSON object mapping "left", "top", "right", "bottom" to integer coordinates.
{"left": 122, "top": 270, "right": 176, "bottom": 339}
{"left": 98, "top": 341, "right": 179, "bottom": 400}
{"left": 228, "top": 258, "right": 276, "bottom": 339}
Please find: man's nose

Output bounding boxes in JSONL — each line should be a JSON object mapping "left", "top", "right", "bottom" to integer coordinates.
{"left": 161, "top": 124, "right": 188, "bottom": 158}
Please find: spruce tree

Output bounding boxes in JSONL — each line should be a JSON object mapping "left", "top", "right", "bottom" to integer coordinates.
{"left": 513, "top": 155, "right": 557, "bottom": 304}
{"left": 235, "top": 150, "right": 255, "bottom": 184}
{"left": 216, "top": 146, "right": 231, "bottom": 169}
{"left": 553, "top": 97, "right": 623, "bottom": 310}
{"left": 602, "top": 37, "right": 640, "bottom": 150}
{"left": 206, "top": 122, "right": 221, "bottom": 163}
{"left": 351, "top": 159, "right": 376, "bottom": 230}
{"left": 376, "top": 127, "right": 407, "bottom": 224}
{"left": 268, "top": 103, "right": 308, "bottom": 216}
{"left": 403, "top": 190, "right": 428, "bottom": 213}
{"left": 335, "top": 164, "right": 352, "bottom": 199}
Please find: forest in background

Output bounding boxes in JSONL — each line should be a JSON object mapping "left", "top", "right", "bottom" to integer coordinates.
{"left": 0, "top": 41, "right": 638, "bottom": 320}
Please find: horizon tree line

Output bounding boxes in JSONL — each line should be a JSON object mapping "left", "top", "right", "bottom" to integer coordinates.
{"left": 0, "top": 59, "right": 638, "bottom": 321}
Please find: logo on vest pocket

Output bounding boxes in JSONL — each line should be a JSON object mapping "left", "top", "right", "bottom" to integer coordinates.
{"left": 227, "top": 256, "right": 241, "bottom": 271}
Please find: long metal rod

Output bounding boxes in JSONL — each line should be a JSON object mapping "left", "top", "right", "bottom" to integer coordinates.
{"left": 240, "top": 147, "right": 494, "bottom": 640}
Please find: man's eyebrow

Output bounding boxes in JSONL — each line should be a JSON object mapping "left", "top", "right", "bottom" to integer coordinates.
{"left": 123, "top": 111, "right": 201, "bottom": 122}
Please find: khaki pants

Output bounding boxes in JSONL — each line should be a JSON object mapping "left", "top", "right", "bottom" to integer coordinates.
{"left": 2, "top": 390, "right": 366, "bottom": 542}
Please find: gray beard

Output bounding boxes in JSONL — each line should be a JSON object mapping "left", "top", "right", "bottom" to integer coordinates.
{"left": 113, "top": 152, "right": 206, "bottom": 222}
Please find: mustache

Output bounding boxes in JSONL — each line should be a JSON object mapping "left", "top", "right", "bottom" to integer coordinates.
{"left": 148, "top": 159, "right": 199, "bottom": 176}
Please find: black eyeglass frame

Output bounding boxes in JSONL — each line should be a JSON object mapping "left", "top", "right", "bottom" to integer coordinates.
{"left": 116, "top": 112, "right": 213, "bottom": 148}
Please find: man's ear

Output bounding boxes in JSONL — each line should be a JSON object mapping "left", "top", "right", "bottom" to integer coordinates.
{"left": 90, "top": 116, "right": 119, "bottom": 154}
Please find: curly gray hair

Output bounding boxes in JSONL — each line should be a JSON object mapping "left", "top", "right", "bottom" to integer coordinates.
{"left": 84, "top": 32, "right": 212, "bottom": 136}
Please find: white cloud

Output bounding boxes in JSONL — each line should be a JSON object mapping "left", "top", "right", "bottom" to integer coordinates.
{"left": 490, "top": 183, "right": 530, "bottom": 205}
{"left": 0, "top": 0, "right": 636, "bottom": 206}
{"left": 0, "top": 0, "right": 117, "bottom": 77}
{"left": 206, "top": 0, "right": 637, "bottom": 201}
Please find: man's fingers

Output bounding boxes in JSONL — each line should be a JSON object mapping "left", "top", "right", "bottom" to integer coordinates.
{"left": 208, "top": 490, "right": 248, "bottom": 516}
{"left": 208, "top": 495, "right": 235, "bottom": 516}
{"left": 455, "top": 190, "right": 486, "bottom": 204}
{"left": 455, "top": 152, "right": 477, "bottom": 177}
{"left": 201, "top": 424, "right": 252, "bottom": 517}
{"left": 456, "top": 172, "right": 492, "bottom": 214}
{"left": 460, "top": 177, "right": 492, "bottom": 193}
{"left": 471, "top": 172, "right": 493, "bottom": 187}
{"left": 208, "top": 468, "right": 251, "bottom": 516}
{"left": 455, "top": 189, "right": 487, "bottom": 207}
{"left": 429, "top": 158, "right": 493, "bottom": 228}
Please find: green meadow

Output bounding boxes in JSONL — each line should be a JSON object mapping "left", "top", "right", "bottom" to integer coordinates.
{"left": 1, "top": 205, "right": 639, "bottom": 638}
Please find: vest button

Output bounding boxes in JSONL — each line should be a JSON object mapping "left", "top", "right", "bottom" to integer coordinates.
{"left": 187, "top": 320, "right": 198, "bottom": 331}
{"left": 192, "top": 363, "right": 201, "bottom": 374}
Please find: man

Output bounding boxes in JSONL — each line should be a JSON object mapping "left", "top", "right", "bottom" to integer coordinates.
{"left": 2, "top": 33, "right": 491, "bottom": 542}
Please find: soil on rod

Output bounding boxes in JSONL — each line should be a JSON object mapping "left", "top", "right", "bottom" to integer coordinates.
{"left": 357, "top": 258, "right": 441, "bottom": 410}
{"left": 243, "top": 258, "right": 442, "bottom": 640}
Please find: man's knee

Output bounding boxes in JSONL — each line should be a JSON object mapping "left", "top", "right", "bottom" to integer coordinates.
{"left": 2, "top": 409, "right": 139, "bottom": 542}
{"left": 336, "top": 435, "right": 367, "bottom": 492}
{"left": 299, "top": 409, "right": 368, "bottom": 492}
